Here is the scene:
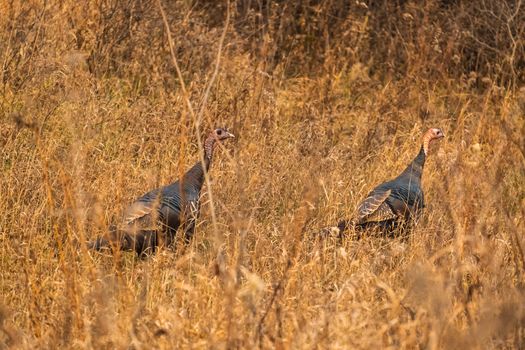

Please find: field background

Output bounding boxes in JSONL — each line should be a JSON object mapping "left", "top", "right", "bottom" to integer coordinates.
{"left": 1, "top": 0, "right": 525, "bottom": 348}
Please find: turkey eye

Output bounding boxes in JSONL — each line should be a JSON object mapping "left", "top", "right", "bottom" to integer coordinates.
{"left": 217, "top": 129, "right": 222, "bottom": 136}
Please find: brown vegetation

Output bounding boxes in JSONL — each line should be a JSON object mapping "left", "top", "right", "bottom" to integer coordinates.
{"left": 1, "top": 0, "right": 524, "bottom": 348}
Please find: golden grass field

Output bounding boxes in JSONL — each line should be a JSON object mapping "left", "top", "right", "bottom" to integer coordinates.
{"left": 1, "top": 0, "right": 525, "bottom": 348}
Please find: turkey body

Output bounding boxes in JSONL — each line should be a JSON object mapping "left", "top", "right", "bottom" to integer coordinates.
{"left": 354, "top": 147, "right": 426, "bottom": 231}
{"left": 89, "top": 128, "right": 234, "bottom": 257}
{"left": 117, "top": 163, "right": 205, "bottom": 255}
{"left": 330, "top": 128, "right": 444, "bottom": 237}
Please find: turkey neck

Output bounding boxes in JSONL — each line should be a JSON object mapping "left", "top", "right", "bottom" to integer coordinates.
{"left": 399, "top": 145, "right": 425, "bottom": 180}
{"left": 182, "top": 136, "right": 216, "bottom": 191}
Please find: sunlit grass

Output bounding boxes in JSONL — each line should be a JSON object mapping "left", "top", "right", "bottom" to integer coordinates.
{"left": 1, "top": 1, "right": 524, "bottom": 349}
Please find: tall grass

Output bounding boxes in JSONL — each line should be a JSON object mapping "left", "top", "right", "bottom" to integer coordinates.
{"left": 1, "top": 0, "right": 524, "bottom": 348}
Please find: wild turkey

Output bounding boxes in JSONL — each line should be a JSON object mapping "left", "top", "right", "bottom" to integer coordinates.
{"left": 89, "top": 127, "right": 235, "bottom": 256}
{"left": 324, "top": 127, "right": 444, "bottom": 237}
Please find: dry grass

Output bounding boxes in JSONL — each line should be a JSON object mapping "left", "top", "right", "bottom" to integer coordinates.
{"left": 1, "top": 0, "right": 525, "bottom": 349}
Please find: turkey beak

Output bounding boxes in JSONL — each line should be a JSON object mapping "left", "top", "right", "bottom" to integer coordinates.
{"left": 227, "top": 132, "right": 235, "bottom": 139}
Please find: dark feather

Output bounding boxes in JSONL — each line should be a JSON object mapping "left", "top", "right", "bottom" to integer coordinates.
{"left": 89, "top": 128, "right": 234, "bottom": 257}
